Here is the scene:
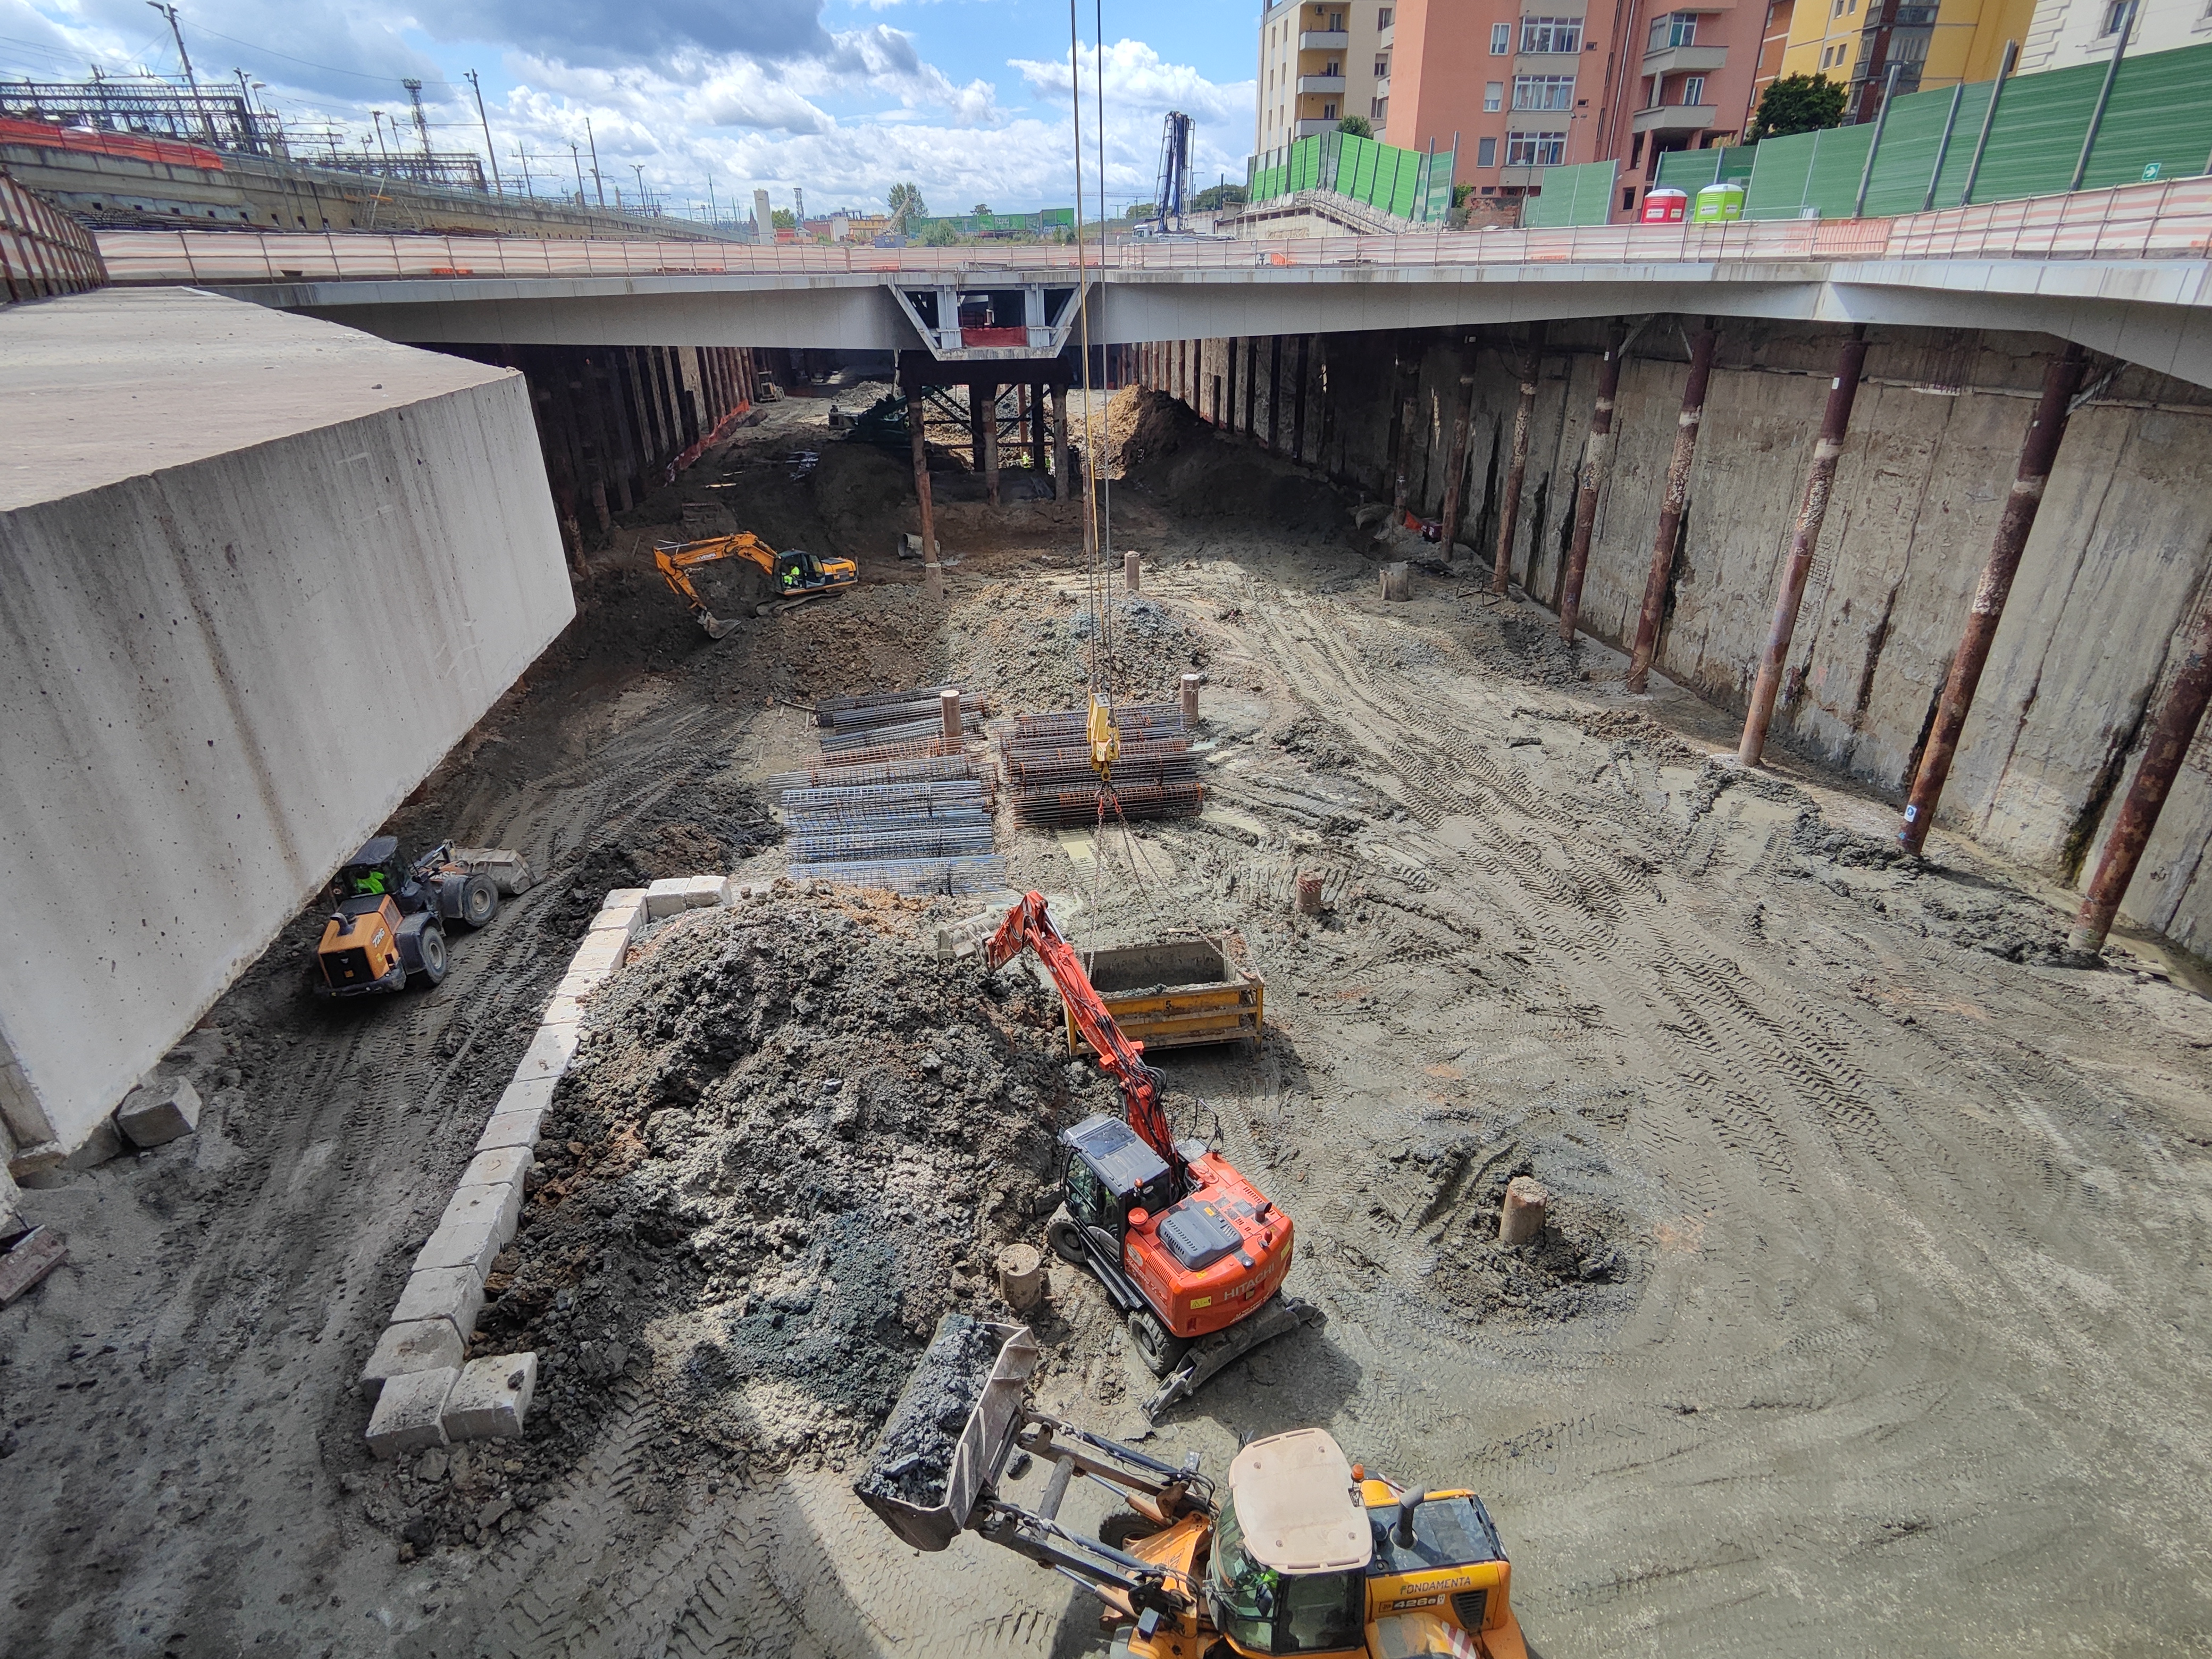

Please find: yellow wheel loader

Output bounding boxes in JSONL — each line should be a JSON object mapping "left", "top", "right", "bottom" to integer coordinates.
{"left": 312, "top": 838, "right": 532, "bottom": 998}
{"left": 653, "top": 531, "right": 858, "bottom": 639}
{"left": 856, "top": 1319, "right": 1529, "bottom": 1659}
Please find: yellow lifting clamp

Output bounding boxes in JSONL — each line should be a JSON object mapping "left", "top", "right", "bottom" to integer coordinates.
{"left": 1086, "top": 693, "right": 1121, "bottom": 784}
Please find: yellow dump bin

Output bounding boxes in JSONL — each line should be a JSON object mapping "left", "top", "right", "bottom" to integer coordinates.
{"left": 1066, "top": 936, "right": 1263, "bottom": 1056}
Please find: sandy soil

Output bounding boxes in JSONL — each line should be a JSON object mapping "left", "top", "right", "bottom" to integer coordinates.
{"left": 4, "top": 386, "right": 2210, "bottom": 1659}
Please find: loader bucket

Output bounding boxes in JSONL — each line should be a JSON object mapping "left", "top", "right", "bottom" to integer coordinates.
{"left": 854, "top": 1315, "right": 1040, "bottom": 1552}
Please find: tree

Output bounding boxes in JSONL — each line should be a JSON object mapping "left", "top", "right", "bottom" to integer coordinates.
{"left": 770, "top": 207, "right": 797, "bottom": 230}
{"left": 971, "top": 202, "right": 992, "bottom": 219}
{"left": 886, "top": 181, "right": 926, "bottom": 232}
{"left": 1747, "top": 73, "right": 1846, "bottom": 142}
{"left": 1124, "top": 200, "right": 1160, "bottom": 221}
{"left": 1190, "top": 182, "right": 1247, "bottom": 212}
{"left": 920, "top": 217, "right": 960, "bottom": 246}
{"left": 1336, "top": 114, "right": 1373, "bottom": 138}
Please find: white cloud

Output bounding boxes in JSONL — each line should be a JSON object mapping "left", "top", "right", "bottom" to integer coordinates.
{"left": 1008, "top": 38, "right": 1256, "bottom": 206}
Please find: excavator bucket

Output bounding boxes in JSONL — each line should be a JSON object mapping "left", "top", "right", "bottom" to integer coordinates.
{"left": 856, "top": 1316, "right": 1041, "bottom": 1552}
{"left": 698, "top": 612, "right": 742, "bottom": 641}
{"left": 1145, "top": 1293, "right": 1326, "bottom": 1420}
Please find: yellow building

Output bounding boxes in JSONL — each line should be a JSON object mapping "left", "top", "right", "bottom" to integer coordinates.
{"left": 1255, "top": 0, "right": 1392, "bottom": 148}
{"left": 1772, "top": 0, "right": 2032, "bottom": 120}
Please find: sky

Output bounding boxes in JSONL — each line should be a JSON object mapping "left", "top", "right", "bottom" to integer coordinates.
{"left": 0, "top": 0, "right": 1263, "bottom": 219}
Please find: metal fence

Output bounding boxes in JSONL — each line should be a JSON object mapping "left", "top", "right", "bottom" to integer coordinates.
{"left": 91, "top": 173, "right": 2212, "bottom": 286}
{"left": 2, "top": 169, "right": 105, "bottom": 303}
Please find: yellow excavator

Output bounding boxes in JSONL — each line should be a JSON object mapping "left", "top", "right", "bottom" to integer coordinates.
{"left": 653, "top": 531, "right": 857, "bottom": 639}
{"left": 857, "top": 1319, "right": 1528, "bottom": 1658}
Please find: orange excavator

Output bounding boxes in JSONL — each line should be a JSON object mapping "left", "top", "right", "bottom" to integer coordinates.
{"left": 985, "top": 892, "right": 1321, "bottom": 1414}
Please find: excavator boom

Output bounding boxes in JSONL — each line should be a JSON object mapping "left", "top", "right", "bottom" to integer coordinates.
{"left": 653, "top": 531, "right": 856, "bottom": 638}
{"left": 983, "top": 892, "right": 1182, "bottom": 1185}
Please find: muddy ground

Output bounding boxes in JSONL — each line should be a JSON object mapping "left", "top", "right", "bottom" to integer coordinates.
{"left": 4, "top": 381, "right": 2211, "bottom": 1658}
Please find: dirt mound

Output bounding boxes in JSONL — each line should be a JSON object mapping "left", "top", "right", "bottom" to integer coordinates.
{"left": 1103, "top": 388, "right": 1358, "bottom": 538}
{"left": 854, "top": 1311, "right": 1002, "bottom": 1507}
{"left": 420, "top": 890, "right": 1123, "bottom": 1547}
{"left": 945, "top": 581, "right": 1210, "bottom": 711}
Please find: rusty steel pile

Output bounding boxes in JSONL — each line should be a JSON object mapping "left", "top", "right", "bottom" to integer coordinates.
{"left": 780, "top": 687, "right": 1006, "bottom": 894}
{"left": 997, "top": 702, "right": 1205, "bottom": 829}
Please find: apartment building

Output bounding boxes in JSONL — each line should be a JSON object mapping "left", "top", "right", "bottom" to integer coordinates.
{"left": 1772, "top": 0, "right": 2031, "bottom": 118}
{"left": 2016, "top": 0, "right": 2208, "bottom": 70}
{"left": 1255, "top": 0, "right": 1392, "bottom": 149}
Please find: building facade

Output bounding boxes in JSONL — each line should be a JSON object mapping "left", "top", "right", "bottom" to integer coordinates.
{"left": 1771, "top": 0, "right": 2033, "bottom": 119}
{"left": 2017, "top": 0, "right": 2207, "bottom": 70}
{"left": 1256, "top": 0, "right": 1391, "bottom": 149}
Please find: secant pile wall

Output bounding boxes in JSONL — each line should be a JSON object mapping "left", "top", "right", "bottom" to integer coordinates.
{"left": 1138, "top": 324, "right": 2212, "bottom": 956}
{"left": 0, "top": 287, "right": 573, "bottom": 1159}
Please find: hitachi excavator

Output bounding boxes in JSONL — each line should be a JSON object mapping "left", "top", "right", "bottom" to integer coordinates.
{"left": 857, "top": 1319, "right": 1529, "bottom": 1658}
{"left": 985, "top": 891, "right": 1320, "bottom": 1417}
{"left": 653, "top": 530, "right": 857, "bottom": 639}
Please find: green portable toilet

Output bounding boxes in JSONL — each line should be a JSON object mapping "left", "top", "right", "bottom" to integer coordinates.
{"left": 1694, "top": 181, "right": 1745, "bottom": 222}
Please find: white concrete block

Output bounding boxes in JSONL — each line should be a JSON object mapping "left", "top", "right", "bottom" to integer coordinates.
{"left": 393, "top": 1263, "right": 487, "bottom": 1336}
{"left": 567, "top": 932, "right": 627, "bottom": 976}
{"left": 474, "top": 1108, "right": 546, "bottom": 1155}
{"left": 440, "top": 1178, "right": 523, "bottom": 1247}
{"left": 678, "top": 875, "right": 730, "bottom": 909}
{"left": 553, "top": 968, "right": 607, "bottom": 1000}
{"left": 543, "top": 994, "right": 589, "bottom": 1027}
{"left": 462, "top": 1146, "right": 532, "bottom": 1190}
{"left": 599, "top": 886, "right": 648, "bottom": 914}
{"left": 413, "top": 1216, "right": 502, "bottom": 1281}
{"left": 114, "top": 1077, "right": 201, "bottom": 1148}
{"left": 644, "top": 877, "right": 694, "bottom": 920}
{"left": 365, "top": 1365, "right": 457, "bottom": 1457}
{"left": 493, "top": 1073, "right": 558, "bottom": 1120}
{"left": 513, "top": 1023, "right": 580, "bottom": 1084}
{"left": 588, "top": 900, "right": 647, "bottom": 941}
{"left": 359, "top": 1318, "right": 466, "bottom": 1400}
{"left": 442, "top": 1352, "right": 538, "bottom": 1441}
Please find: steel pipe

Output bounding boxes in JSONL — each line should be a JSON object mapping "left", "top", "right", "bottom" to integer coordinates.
{"left": 1627, "top": 325, "right": 1718, "bottom": 693}
{"left": 1492, "top": 326, "right": 1544, "bottom": 596}
{"left": 1558, "top": 337, "right": 1626, "bottom": 643}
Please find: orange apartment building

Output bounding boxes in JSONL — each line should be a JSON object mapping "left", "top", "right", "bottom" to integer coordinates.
{"left": 1372, "top": 0, "right": 1771, "bottom": 217}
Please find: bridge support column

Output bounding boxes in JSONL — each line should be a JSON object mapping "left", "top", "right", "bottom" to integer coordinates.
{"left": 1898, "top": 341, "right": 2087, "bottom": 852}
{"left": 979, "top": 382, "right": 1001, "bottom": 508}
{"left": 1052, "top": 384, "right": 1070, "bottom": 501}
{"left": 1293, "top": 336, "right": 1311, "bottom": 464}
{"left": 1226, "top": 338, "right": 1239, "bottom": 435}
{"left": 1244, "top": 338, "right": 1259, "bottom": 437}
{"left": 1739, "top": 324, "right": 1870, "bottom": 767}
{"left": 2067, "top": 599, "right": 2212, "bottom": 959}
{"left": 1559, "top": 335, "right": 1627, "bottom": 643}
{"left": 1390, "top": 340, "right": 1419, "bottom": 513}
{"left": 1031, "top": 381, "right": 1048, "bottom": 473}
{"left": 1439, "top": 351, "right": 1477, "bottom": 558}
{"left": 904, "top": 375, "right": 937, "bottom": 565}
{"left": 1627, "top": 323, "right": 1718, "bottom": 692}
{"left": 1269, "top": 336, "right": 1284, "bottom": 453}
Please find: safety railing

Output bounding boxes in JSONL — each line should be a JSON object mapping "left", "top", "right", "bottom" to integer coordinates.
{"left": 2, "top": 170, "right": 106, "bottom": 303}
{"left": 92, "top": 174, "right": 2212, "bottom": 289}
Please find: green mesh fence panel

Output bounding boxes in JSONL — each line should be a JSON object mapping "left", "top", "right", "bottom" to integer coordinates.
{"left": 1923, "top": 80, "right": 1997, "bottom": 208}
{"left": 1523, "top": 160, "right": 1619, "bottom": 226}
{"left": 1655, "top": 149, "right": 1724, "bottom": 190}
{"left": 1805, "top": 121, "right": 1876, "bottom": 215}
{"left": 2075, "top": 43, "right": 2212, "bottom": 191}
{"left": 1744, "top": 128, "right": 1821, "bottom": 217}
{"left": 1856, "top": 85, "right": 1964, "bottom": 215}
{"left": 1965, "top": 57, "right": 2106, "bottom": 200}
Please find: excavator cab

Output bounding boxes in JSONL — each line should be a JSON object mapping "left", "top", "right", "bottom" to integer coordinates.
{"left": 1060, "top": 1115, "right": 1180, "bottom": 1258}
{"left": 333, "top": 836, "right": 414, "bottom": 910}
{"left": 776, "top": 549, "right": 835, "bottom": 591}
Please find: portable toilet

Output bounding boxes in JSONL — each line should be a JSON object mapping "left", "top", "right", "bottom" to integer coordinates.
{"left": 1694, "top": 181, "right": 1746, "bottom": 222}
{"left": 1639, "top": 187, "right": 1689, "bottom": 224}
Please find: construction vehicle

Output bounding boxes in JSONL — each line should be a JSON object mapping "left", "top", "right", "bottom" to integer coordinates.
{"left": 857, "top": 1318, "right": 1528, "bottom": 1658}
{"left": 313, "top": 838, "right": 531, "bottom": 998}
{"left": 653, "top": 531, "right": 857, "bottom": 639}
{"left": 1070, "top": 936, "right": 1263, "bottom": 1058}
{"left": 984, "top": 893, "right": 1320, "bottom": 1415}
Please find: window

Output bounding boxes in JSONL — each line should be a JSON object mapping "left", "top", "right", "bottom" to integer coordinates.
{"left": 1682, "top": 74, "right": 1706, "bottom": 103}
{"left": 1371, "top": 95, "right": 1387, "bottom": 116}
{"left": 1506, "top": 130, "right": 1567, "bottom": 165}
{"left": 1513, "top": 74, "right": 1576, "bottom": 108}
{"left": 1492, "top": 22, "right": 1513, "bottom": 52}
{"left": 2101, "top": 0, "right": 2132, "bottom": 34}
{"left": 1477, "top": 135, "right": 1499, "bottom": 165}
{"left": 1484, "top": 80, "right": 1504, "bottom": 110}
{"left": 1622, "top": 186, "right": 1637, "bottom": 210}
{"left": 1520, "top": 16, "right": 1583, "bottom": 52}
{"left": 1375, "top": 55, "right": 1390, "bottom": 74}
{"left": 1650, "top": 11, "right": 1697, "bottom": 47}
{"left": 1377, "top": 5, "right": 1393, "bottom": 23}
{"left": 1322, "top": 100, "right": 1337, "bottom": 116}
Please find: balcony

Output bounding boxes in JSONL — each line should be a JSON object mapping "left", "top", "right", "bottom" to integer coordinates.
{"left": 1300, "top": 29, "right": 1350, "bottom": 48}
{"left": 1297, "top": 74, "right": 1347, "bottom": 94}
{"left": 1641, "top": 43, "right": 1730, "bottom": 74}
{"left": 1632, "top": 102, "right": 1718, "bottom": 133}
{"left": 1378, "top": 22, "right": 1394, "bottom": 45}
{"left": 1375, "top": 72, "right": 1391, "bottom": 96}
{"left": 1292, "top": 117, "right": 1339, "bottom": 137}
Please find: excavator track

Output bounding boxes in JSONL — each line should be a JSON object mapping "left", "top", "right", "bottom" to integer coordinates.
{"left": 1144, "top": 1292, "right": 1325, "bottom": 1419}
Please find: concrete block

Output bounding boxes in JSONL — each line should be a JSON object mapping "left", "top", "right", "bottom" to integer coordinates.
{"left": 474, "top": 1108, "right": 546, "bottom": 1155}
{"left": 513, "top": 1023, "right": 580, "bottom": 1084}
{"left": 413, "top": 1216, "right": 502, "bottom": 1281}
{"left": 0, "top": 1226, "right": 68, "bottom": 1307}
{"left": 442, "top": 1352, "right": 538, "bottom": 1441}
{"left": 358, "top": 1317, "right": 466, "bottom": 1400}
{"left": 62, "top": 1115, "right": 125, "bottom": 1171}
{"left": 494, "top": 1073, "right": 558, "bottom": 1120}
{"left": 392, "top": 1264, "right": 486, "bottom": 1336}
{"left": 462, "top": 1146, "right": 532, "bottom": 1190}
{"left": 588, "top": 899, "right": 647, "bottom": 941}
{"left": 678, "top": 875, "right": 730, "bottom": 909}
{"left": 566, "top": 933, "right": 627, "bottom": 976}
{"left": 543, "top": 994, "right": 590, "bottom": 1027}
{"left": 115, "top": 1077, "right": 202, "bottom": 1148}
{"left": 5, "top": 1140, "right": 64, "bottom": 1182}
{"left": 554, "top": 968, "right": 607, "bottom": 1000}
{"left": 599, "top": 886, "right": 648, "bottom": 915}
{"left": 440, "top": 1178, "right": 523, "bottom": 1247}
{"left": 644, "top": 877, "right": 695, "bottom": 920}
{"left": 364, "top": 1365, "right": 457, "bottom": 1458}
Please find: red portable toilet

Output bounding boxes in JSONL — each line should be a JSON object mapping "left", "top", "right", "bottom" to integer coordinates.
{"left": 1639, "top": 187, "right": 1689, "bottom": 224}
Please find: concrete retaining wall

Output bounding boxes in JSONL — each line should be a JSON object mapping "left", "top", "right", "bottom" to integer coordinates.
{"left": 1170, "top": 322, "right": 2212, "bottom": 958}
{"left": 0, "top": 289, "right": 573, "bottom": 1158}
